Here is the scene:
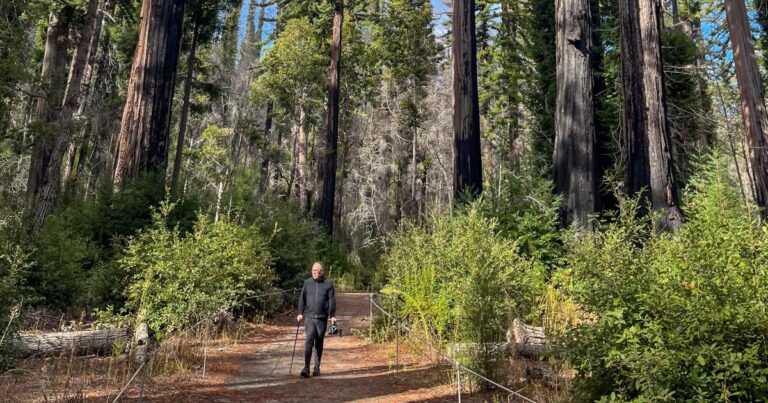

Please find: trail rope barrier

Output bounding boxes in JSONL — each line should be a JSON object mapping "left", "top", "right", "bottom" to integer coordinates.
{"left": 368, "top": 293, "right": 538, "bottom": 403}
{"left": 111, "top": 287, "right": 302, "bottom": 402}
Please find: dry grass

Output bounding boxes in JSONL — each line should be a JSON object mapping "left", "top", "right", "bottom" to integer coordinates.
{"left": 0, "top": 319, "right": 253, "bottom": 402}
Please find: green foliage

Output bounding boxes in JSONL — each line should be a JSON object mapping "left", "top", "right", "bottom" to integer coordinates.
{"left": 477, "top": 164, "right": 564, "bottom": 269}
{"left": 381, "top": 207, "right": 545, "bottom": 379}
{"left": 252, "top": 17, "right": 327, "bottom": 112}
{"left": 30, "top": 175, "right": 199, "bottom": 309}
{"left": 123, "top": 204, "right": 273, "bottom": 339}
{"left": 32, "top": 203, "right": 102, "bottom": 307}
{"left": 246, "top": 196, "right": 327, "bottom": 289}
{"left": 560, "top": 158, "right": 768, "bottom": 401}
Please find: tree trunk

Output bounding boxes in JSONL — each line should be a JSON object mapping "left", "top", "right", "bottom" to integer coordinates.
{"left": 618, "top": 0, "right": 683, "bottom": 231}
{"left": 296, "top": 104, "right": 308, "bottom": 214}
{"left": 27, "top": 7, "right": 73, "bottom": 212}
{"left": 553, "top": 0, "right": 598, "bottom": 230}
{"left": 668, "top": 0, "right": 680, "bottom": 26}
{"left": 113, "top": 0, "right": 185, "bottom": 190}
{"left": 171, "top": 22, "right": 200, "bottom": 193}
{"left": 725, "top": 0, "right": 768, "bottom": 219}
{"left": 314, "top": 0, "right": 343, "bottom": 233}
{"left": 32, "top": 0, "right": 99, "bottom": 232}
{"left": 452, "top": 0, "right": 483, "bottom": 200}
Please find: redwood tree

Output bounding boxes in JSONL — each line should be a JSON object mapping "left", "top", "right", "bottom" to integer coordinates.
{"left": 452, "top": 0, "right": 482, "bottom": 200}
{"left": 113, "top": 0, "right": 185, "bottom": 189}
{"left": 314, "top": 0, "right": 343, "bottom": 233}
{"left": 618, "top": 0, "right": 683, "bottom": 231}
{"left": 27, "top": 6, "right": 73, "bottom": 211}
{"left": 725, "top": 0, "right": 768, "bottom": 219}
{"left": 553, "top": 0, "right": 598, "bottom": 229}
{"left": 31, "top": 0, "right": 99, "bottom": 232}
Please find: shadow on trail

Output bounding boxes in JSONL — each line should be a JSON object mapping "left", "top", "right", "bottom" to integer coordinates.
{"left": 111, "top": 365, "right": 454, "bottom": 402}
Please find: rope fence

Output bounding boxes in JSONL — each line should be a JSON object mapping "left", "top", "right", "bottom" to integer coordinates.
{"left": 368, "top": 293, "right": 538, "bottom": 403}
{"left": 110, "top": 288, "right": 537, "bottom": 402}
{"left": 110, "top": 287, "right": 303, "bottom": 402}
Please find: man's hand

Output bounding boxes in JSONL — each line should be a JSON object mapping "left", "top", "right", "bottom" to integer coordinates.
{"left": 330, "top": 317, "right": 336, "bottom": 324}
{"left": 297, "top": 314, "right": 303, "bottom": 322}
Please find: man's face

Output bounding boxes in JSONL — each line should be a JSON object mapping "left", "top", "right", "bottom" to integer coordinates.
{"left": 312, "top": 266, "right": 323, "bottom": 280}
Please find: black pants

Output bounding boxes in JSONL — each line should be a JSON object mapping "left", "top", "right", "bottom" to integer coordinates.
{"left": 304, "top": 317, "right": 327, "bottom": 370}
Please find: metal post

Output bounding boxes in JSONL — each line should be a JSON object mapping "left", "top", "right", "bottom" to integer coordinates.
{"left": 456, "top": 361, "right": 461, "bottom": 402}
{"left": 202, "top": 330, "right": 208, "bottom": 378}
{"left": 395, "top": 318, "right": 400, "bottom": 369}
{"left": 369, "top": 293, "right": 374, "bottom": 339}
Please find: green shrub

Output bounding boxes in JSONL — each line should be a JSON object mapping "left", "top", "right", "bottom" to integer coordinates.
{"left": 122, "top": 204, "right": 273, "bottom": 339}
{"left": 560, "top": 159, "right": 768, "bottom": 401}
{"left": 32, "top": 202, "right": 103, "bottom": 307}
{"left": 246, "top": 196, "right": 327, "bottom": 289}
{"left": 381, "top": 207, "right": 545, "bottom": 379}
{"left": 477, "top": 168, "right": 563, "bottom": 270}
{"left": 29, "top": 175, "right": 199, "bottom": 309}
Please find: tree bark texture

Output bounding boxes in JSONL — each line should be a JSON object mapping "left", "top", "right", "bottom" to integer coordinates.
{"left": 171, "top": 21, "right": 200, "bottom": 193}
{"left": 725, "top": 0, "right": 768, "bottom": 219}
{"left": 314, "top": 0, "right": 343, "bottom": 233}
{"left": 113, "top": 0, "right": 185, "bottom": 190}
{"left": 296, "top": 105, "right": 308, "bottom": 214}
{"left": 618, "top": 0, "right": 683, "bottom": 231}
{"left": 14, "top": 328, "right": 129, "bottom": 357}
{"left": 32, "top": 0, "right": 99, "bottom": 232}
{"left": 554, "top": 0, "right": 598, "bottom": 230}
{"left": 452, "top": 0, "right": 483, "bottom": 200}
{"left": 27, "top": 7, "right": 73, "bottom": 212}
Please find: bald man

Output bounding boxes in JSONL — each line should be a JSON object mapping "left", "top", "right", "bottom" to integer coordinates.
{"left": 296, "top": 262, "right": 336, "bottom": 377}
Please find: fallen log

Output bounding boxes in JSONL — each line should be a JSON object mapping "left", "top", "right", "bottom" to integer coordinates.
{"left": 508, "top": 318, "right": 548, "bottom": 358}
{"left": 12, "top": 328, "right": 129, "bottom": 357}
{"left": 448, "top": 319, "right": 550, "bottom": 358}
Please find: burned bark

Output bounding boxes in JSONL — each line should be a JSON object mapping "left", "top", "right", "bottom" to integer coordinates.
{"left": 554, "top": 0, "right": 598, "bottom": 229}
{"left": 314, "top": 0, "right": 343, "bottom": 233}
{"left": 452, "top": 0, "right": 482, "bottom": 200}
{"left": 618, "top": 0, "right": 683, "bottom": 231}
{"left": 171, "top": 21, "right": 200, "bottom": 193}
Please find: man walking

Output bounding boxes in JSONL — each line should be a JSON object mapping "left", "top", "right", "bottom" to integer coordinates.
{"left": 297, "top": 262, "right": 336, "bottom": 378}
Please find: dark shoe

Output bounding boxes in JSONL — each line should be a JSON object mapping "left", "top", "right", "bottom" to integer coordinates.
{"left": 312, "top": 368, "right": 321, "bottom": 376}
{"left": 300, "top": 368, "right": 309, "bottom": 378}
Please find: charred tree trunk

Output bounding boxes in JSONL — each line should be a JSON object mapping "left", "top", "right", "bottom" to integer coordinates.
{"left": 171, "top": 21, "right": 199, "bottom": 193}
{"left": 554, "top": 0, "right": 598, "bottom": 230}
{"left": 27, "top": 7, "right": 73, "bottom": 212}
{"left": 618, "top": 0, "right": 683, "bottom": 231}
{"left": 725, "top": 0, "right": 768, "bottom": 219}
{"left": 452, "top": 0, "right": 483, "bottom": 200}
{"left": 314, "top": 0, "right": 343, "bottom": 234}
{"left": 113, "top": 0, "right": 185, "bottom": 190}
{"left": 31, "top": 0, "right": 99, "bottom": 232}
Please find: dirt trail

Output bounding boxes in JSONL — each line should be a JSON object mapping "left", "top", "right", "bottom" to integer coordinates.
{"left": 128, "top": 293, "right": 460, "bottom": 402}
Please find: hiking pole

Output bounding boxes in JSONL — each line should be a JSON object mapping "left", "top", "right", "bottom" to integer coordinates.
{"left": 289, "top": 319, "right": 301, "bottom": 373}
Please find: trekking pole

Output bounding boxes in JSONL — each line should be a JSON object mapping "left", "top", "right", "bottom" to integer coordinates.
{"left": 289, "top": 319, "right": 301, "bottom": 373}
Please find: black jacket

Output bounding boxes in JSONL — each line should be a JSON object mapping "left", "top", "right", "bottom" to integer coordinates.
{"left": 298, "top": 277, "right": 336, "bottom": 319}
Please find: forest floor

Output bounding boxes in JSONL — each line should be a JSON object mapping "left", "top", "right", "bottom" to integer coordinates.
{"left": 3, "top": 294, "right": 559, "bottom": 402}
